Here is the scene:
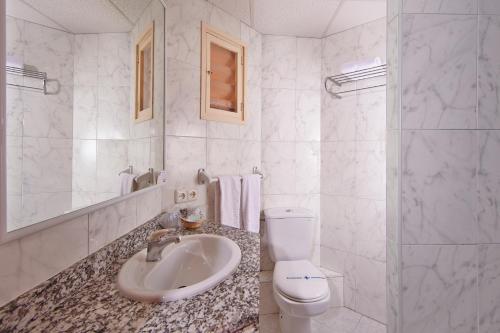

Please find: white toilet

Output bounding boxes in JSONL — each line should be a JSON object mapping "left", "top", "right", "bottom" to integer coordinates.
{"left": 264, "top": 207, "right": 330, "bottom": 333}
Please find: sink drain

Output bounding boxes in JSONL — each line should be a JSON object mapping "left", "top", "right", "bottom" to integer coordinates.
{"left": 177, "top": 285, "right": 187, "bottom": 289}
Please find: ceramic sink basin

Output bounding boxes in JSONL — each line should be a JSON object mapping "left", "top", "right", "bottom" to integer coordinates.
{"left": 117, "top": 234, "right": 241, "bottom": 303}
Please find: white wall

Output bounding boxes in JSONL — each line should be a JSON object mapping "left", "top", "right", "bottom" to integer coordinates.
{"left": 164, "top": 0, "right": 262, "bottom": 214}
{"left": 320, "top": 18, "right": 387, "bottom": 323}
{"left": 260, "top": 35, "right": 322, "bottom": 267}
{"left": 388, "top": 1, "right": 500, "bottom": 333}
{"left": 6, "top": 16, "right": 74, "bottom": 230}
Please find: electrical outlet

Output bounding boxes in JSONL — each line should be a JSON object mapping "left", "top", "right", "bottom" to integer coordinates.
{"left": 188, "top": 189, "right": 198, "bottom": 200}
{"left": 174, "top": 189, "right": 187, "bottom": 203}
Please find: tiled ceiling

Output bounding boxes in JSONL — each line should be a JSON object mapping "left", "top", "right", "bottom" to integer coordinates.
{"left": 6, "top": 0, "right": 153, "bottom": 33}
{"left": 210, "top": 0, "right": 386, "bottom": 38}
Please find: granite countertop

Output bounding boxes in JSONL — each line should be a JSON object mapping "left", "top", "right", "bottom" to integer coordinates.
{"left": 0, "top": 215, "right": 260, "bottom": 333}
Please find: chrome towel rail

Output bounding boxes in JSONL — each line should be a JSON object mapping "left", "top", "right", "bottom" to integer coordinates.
{"left": 6, "top": 66, "right": 47, "bottom": 94}
{"left": 198, "top": 167, "right": 264, "bottom": 185}
{"left": 325, "top": 64, "right": 386, "bottom": 99}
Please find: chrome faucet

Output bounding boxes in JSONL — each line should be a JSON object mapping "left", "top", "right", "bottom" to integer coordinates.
{"left": 146, "top": 229, "right": 182, "bottom": 262}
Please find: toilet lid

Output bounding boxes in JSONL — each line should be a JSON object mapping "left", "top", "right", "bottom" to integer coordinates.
{"left": 273, "top": 260, "right": 329, "bottom": 302}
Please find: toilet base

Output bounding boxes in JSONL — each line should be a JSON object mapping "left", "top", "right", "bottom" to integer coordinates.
{"left": 279, "top": 312, "right": 311, "bottom": 333}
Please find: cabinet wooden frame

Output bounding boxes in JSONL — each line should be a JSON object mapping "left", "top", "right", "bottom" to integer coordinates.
{"left": 201, "top": 22, "right": 246, "bottom": 124}
{"left": 135, "top": 23, "right": 154, "bottom": 123}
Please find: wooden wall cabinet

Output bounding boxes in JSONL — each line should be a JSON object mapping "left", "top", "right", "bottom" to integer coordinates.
{"left": 135, "top": 24, "right": 154, "bottom": 122}
{"left": 201, "top": 22, "right": 246, "bottom": 124}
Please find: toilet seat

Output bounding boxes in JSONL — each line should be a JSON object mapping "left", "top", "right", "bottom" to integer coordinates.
{"left": 273, "top": 260, "right": 329, "bottom": 303}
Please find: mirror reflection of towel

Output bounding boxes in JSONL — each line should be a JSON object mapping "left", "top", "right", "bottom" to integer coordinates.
{"left": 120, "top": 173, "right": 135, "bottom": 195}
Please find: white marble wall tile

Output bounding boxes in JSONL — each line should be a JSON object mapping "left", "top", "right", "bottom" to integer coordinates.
{"left": 0, "top": 215, "right": 88, "bottom": 306}
{"left": 6, "top": 87, "right": 23, "bottom": 137}
{"left": 89, "top": 197, "right": 137, "bottom": 253}
{"left": 357, "top": 90, "right": 386, "bottom": 141}
{"left": 295, "top": 142, "right": 320, "bottom": 194}
{"left": 208, "top": 4, "right": 240, "bottom": 37}
{"left": 402, "top": 130, "right": 477, "bottom": 244}
{"left": 262, "top": 36, "right": 297, "bottom": 89}
{"left": 20, "top": 215, "right": 88, "bottom": 285}
{"left": 478, "top": 15, "right": 500, "bottom": 129}
{"left": 6, "top": 136, "right": 22, "bottom": 196}
{"left": 22, "top": 192, "right": 72, "bottom": 226}
{"left": 401, "top": 14, "right": 477, "bottom": 129}
{"left": 322, "top": 26, "right": 362, "bottom": 77}
{"left": 239, "top": 140, "right": 261, "bottom": 175}
{"left": 321, "top": 195, "right": 356, "bottom": 254}
{"left": 137, "top": 187, "right": 162, "bottom": 224}
{"left": 321, "top": 92, "right": 357, "bottom": 142}
{"left": 166, "top": 0, "right": 210, "bottom": 68}
{"left": 386, "top": 130, "right": 401, "bottom": 243}
{"left": 6, "top": 16, "right": 24, "bottom": 61}
{"left": 22, "top": 137, "right": 72, "bottom": 194}
{"left": 97, "top": 33, "right": 130, "bottom": 87}
{"left": 386, "top": 238, "right": 401, "bottom": 333}
{"left": 6, "top": 195, "right": 23, "bottom": 232}
{"left": 403, "top": 0, "right": 477, "bottom": 13}
{"left": 297, "top": 38, "right": 321, "bottom": 90}
{"left": 22, "top": 86, "right": 73, "bottom": 139}
{"left": 166, "top": 58, "right": 206, "bottom": 137}
{"left": 478, "top": 131, "right": 500, "bottom": 242}
{"left": 355, "top": 199, "right": 386, "bottom": 262}
{"left": 73, "top": 86, "right": 97, "bottom": 139}
{"left": 296, "top": 90, "right": 320, "bottom": 142}
{"left": 207, "top": 121, "right": 240, "bottom": 140}
{"left": 128, "top": 138, "right": 151, "bottom": 173}
{"left": 358, "top": 18, "right": 387, "bottom": 65}
{"left": 402, "top": 245, "right": 477, "bottom": 333}
{"left": 355, "top": 141, "right": 386, "bottom": 200}
{"left": 72, "top": 139, "right": 97, "bottom": 193}
{"left": 262, "top": 142, "right": 296, "bottom": 195}
{"left": 262, "top": 88, "right": 296, "bottom": 141}
{"left": 97, "top": 85, "right": 130, "bottom": 140}
{"left": 478, "top": 244, "right": 500, "bottom": 333}
{"left": 23, "top": 21, "right": 74, "bottom": 86}
{"left": 387, "top": 17, "right": 400, "bottom": 131}
{"left": 240, "top": 23, "right": 262, "bottom": 69}
{"left": 165, "top": 136, "right": 207, "bottom": 188}
{"left": 96, "top": 140, "right": 128, "bottom": 194}
{"left": 240, "top": 82, "right": 262, "bottom": 141}
{"left": 479, "top": 0, "right": 500, "bottom": 14}
{"left": 150, "top": 136, "right": 164, "bottom": 172}
{"left": 351, "top": 255, "right": 387, "bottom": 323}
{"left": 207, "top": 139, "right": 241, "bottom": 176}
{"left": 321, "top": 141, "right": 356, "bottom": 196}
{"left": 74, "top": 34, "right": 98, "bottom": 86}
{"left": 0, "top": 239, "right": 23, "bottom": 306}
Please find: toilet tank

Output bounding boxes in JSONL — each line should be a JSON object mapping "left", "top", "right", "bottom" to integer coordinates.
{"left": 264, "top": 207, "right": 315, "bottom": 262}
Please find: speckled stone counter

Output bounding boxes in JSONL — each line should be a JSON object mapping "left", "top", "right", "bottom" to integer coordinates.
{"left": 0, "top": 215, "right": 260, "bottom": 333}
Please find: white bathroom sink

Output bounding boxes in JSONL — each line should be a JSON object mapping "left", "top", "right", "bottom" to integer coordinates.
{"left": 117, "top": 234, "right": 241, "bottom": 303}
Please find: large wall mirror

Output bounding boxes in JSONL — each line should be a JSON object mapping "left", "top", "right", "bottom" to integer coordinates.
{"left": 3, "top": 0, "right": 165, "bottom": 233}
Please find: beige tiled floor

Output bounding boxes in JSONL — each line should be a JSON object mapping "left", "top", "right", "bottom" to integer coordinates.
{"left": 259, "top": 307, "right": 386, "bottom": 333}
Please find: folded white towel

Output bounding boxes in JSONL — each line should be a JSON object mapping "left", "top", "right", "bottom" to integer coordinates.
{"left": 218, "top": 175, "right": 242, "bottom": 229}
{"left": 120, "top": 173, "right": 135, "bottom": 195}
{"left": 241, "top": 174, "right": 261, "bottom": 233}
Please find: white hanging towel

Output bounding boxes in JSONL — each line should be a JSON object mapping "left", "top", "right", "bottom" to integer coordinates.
{"left": 218, "top": 175, "right": 242, "bottom": 229}
{"left": 241, "top": 174, "right": 261, "bottom": 233}
{"left": 120, "top": 173, "right": 135, "bottom": 195}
